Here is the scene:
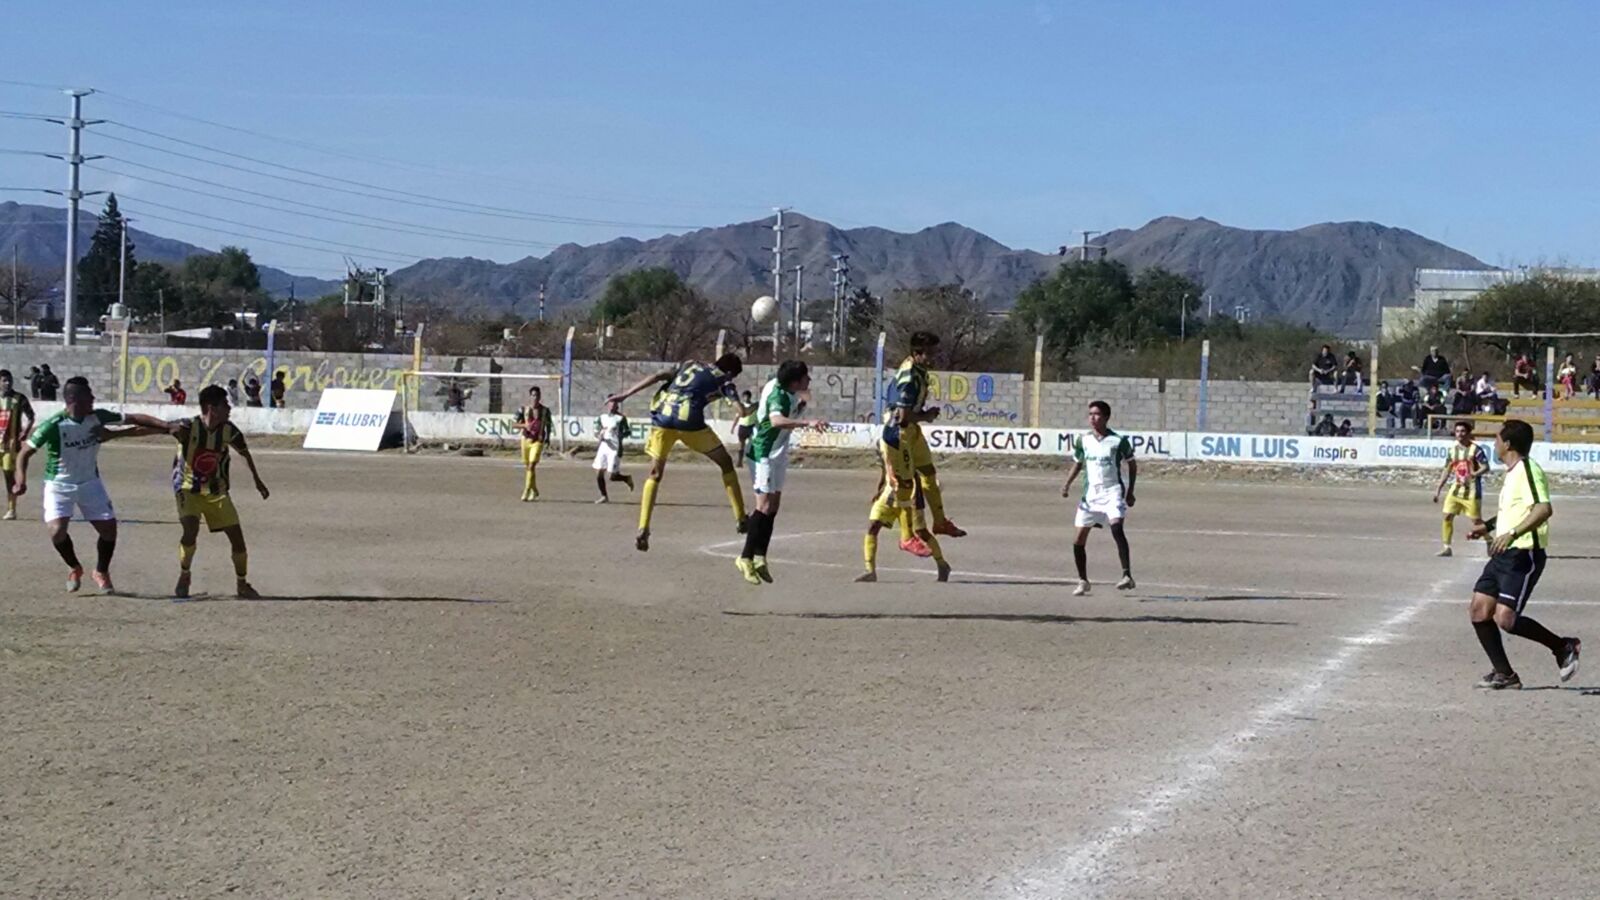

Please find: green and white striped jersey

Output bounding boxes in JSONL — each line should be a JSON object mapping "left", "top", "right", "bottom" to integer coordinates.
{"left": 26, "top": 409, "right": 122, "bottom": 484}
{"left": 746, "top": 378, "right": 796, "bottom": 462}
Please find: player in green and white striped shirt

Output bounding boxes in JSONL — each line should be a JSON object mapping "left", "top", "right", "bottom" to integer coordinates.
{"left": 735, "top": 361, "right": 825, "bottom": 585}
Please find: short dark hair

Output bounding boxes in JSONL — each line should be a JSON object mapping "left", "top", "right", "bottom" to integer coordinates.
{"left": 65, "top": 375, "right": 89, "bottom": 389}
{"left": 714, "top": 353, "right": 742, "bottom": 377}
{"left": 776, "top": 360, "right": 809, "bottom": 390}
{"left": 528, "top": 385, "right": 541, "bottom": 396}
{"left": 1454, "top": 420, "right": 1474, "bottom": 433}
{"left": 1089, "top": 400, "right": 1111, "bottom": 418}
{"left": 0, "top": 369, "right": 10, "bottom": 381}
{"left": 63, "top": 377, "right": 91, "bottom": 400}
{"left": 1500, "top": 419, "right": 1534, "bottom": 455}
{"left": 910, "top": 331, "right": 940, "bottom": 354}
{"left": 198, "top": 384, "right": 228, "bottom": 408}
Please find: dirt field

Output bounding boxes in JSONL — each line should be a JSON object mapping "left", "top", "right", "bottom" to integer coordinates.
{"left": 4, "top": 443, "right": 1598, "bottom": 899}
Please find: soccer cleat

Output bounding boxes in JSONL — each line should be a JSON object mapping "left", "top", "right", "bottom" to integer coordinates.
{"left": 933, "top": 519, "right": 967, "bottom": 538}
{"left": 66, "top": 567, "right": 83, "bottom": 593}
{"left": 854, "top": 571, "right": 878, "bottom": 583}
{"left": 1073, "top": 580, "right": 1091, "bottom": 597}
{"left": 624, "top": 475, "right": 636, "bottom": 492}
{"left": 735, "top": 557, "right": 762, "bottom": 585}
{"left": 595, "top": 496, "right": 609, "bottom": 504}
{"left": 174, "top": 571, "right": 192, "bottom": 599}
{"left": 1475, "top": 671, "right": 1522, "bottom": 690}
{"left": 92, "top": 571, "right": 114, "bottom": 595}
{"left": 752, "top": 556, "right": 774, "bottom": 583}
{"left": 635, "top": 529, "right": 650, "bottom": 552}
{"left": 1436, "top": 546, "right": 1453, "bottom": 557}
{"left": 736, "top": 515, "right": 750, "bottom": 535}
{"left": 899, "top": 536, "right": 932, "bottom": 558}
{"left": 2, "top": 507, "right": 15, "bottom": 521}
{"left": 1559, "top": 638, "right": 1581, "bottom": 683}
{"left": 236, "top": 580, "right": 261, "bottom": 600}
{"left": 936, "top": 561, "right": 952, "bottom": 582}
{"left": 1116, "top": 574, "right": 1136, "bottom": 590}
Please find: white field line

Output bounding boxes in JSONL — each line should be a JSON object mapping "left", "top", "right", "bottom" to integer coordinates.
{"left": 994, "top": 576, "right": 1459, "bottom": 900}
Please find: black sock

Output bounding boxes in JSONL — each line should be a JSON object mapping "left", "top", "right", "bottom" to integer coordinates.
{"left": 740, "top": 511, "right": 767, "bottom": 560}
{"left": 1073, "top": 543, "right": 1088, "bottom": 581}
{"left": 53, "top": 534, "right": 81, "bottom": 570}
{"left": 1511, "top": 614, "right": 1567, "bottom": 655}
{"left": 1110, "top": 523, "right": 1132, "bottom": 575}
{"left": 755, "top": 510, "right": 778, "bottom": 556}
{"left": 596, "top": 473, "right": 608, "bottom": 499}
{"left": 96, "top": 537, "right": 115, "bottom": 574}
{"left": 1474, "top": 619, "right": 1513, "bottom": 675}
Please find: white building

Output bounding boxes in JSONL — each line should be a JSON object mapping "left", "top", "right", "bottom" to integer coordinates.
{"left": 1382, "top": 267, "right": 1600, "bottom": 340}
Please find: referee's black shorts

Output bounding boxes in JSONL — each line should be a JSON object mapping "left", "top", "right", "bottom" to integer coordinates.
{"left": 1474, "top": 549, "right": 1547, "bottom": 613}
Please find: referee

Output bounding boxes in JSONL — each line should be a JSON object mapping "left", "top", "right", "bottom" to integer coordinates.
{"left": 1467, "top": 420, "right": 1581, "bottom": 690}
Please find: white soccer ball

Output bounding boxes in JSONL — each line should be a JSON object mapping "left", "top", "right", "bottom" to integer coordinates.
{"left": 750, "top": 295, "right": 778, "bottom": 324}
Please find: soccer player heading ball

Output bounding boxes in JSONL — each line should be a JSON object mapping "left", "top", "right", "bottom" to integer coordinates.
{"left": 606, "top": 353, "right": 754, "bottom": 552}
{"left": 1464, "top": 419, "right": 1579, "bottom": 690}
{"left": 884, "top": 330, "right": 966, "bottom": 553}
{"left": 1062, "top": 400, "right": 1137, "bottom": 595}
{"left": 168, "top": 384, "right": 271, "bottom": 599}
{"left": 1432, "top": 419, "right": 1488, "bottom": 557}
{"left": 734, "top": 360, "right": 826, "bottom": 585}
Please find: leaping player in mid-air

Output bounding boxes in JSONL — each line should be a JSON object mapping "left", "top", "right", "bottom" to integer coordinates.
{"left": 735, "top": 360, "right": 826, "bottom": 584}
{"left": 887, "top": 331, "right": 967, "bottom": 552}
{"left": 605, "top": 353, "right": 753, "bottom": 552}
{"left": 1, "top": 368, "right": 37, "bottom": 521}
{"left": 1062, "top": 400, "right": 1137, "bottom": 596}
{"left": 168, "top": 385, "right": 270, "bottom": 599}
{"left": 1432, "top": 419, "right": 1489, "bottom": 557}
{"left": 857, "top": 420, "right": 951, "bottom": 583}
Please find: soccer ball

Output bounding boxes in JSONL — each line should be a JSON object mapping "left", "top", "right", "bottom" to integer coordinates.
{"left": 751, "top": 295, "right": 778, "bottom": 324}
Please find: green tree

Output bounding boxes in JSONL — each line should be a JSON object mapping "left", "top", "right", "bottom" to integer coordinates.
{"left": 1129, "top": 267, "right": 1204, "bottom": 341}
{"left": 76, "top": 194, "right": 133, "bottom": 318}
{"left": 594, "top": 268, "right": 684, "bottom": 323}
{"left": 1013, "top": 259, "right": 1139, "bottom": 359}
{"left": 177, "top": 246, "right": 266, "bottom": 327}
{"left": 126, "top": 260, "right": 178, "bottom": 328}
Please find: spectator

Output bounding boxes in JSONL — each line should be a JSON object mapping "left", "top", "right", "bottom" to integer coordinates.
{"left": 1474, "top": 371, "right": 1503, "bottom": 414}
{"left": 1557, "top": 353, "right": 1578, "bottom": 400}
{"left": 243, "top": 375, "right": 263, "bottom": 407}
{"left": 1448, "top": 379, "right": 1476, "bottom": 416}
{"left": 445, "top": 383, "right": 465, "bottom": 412}
{"left": 1309, "top": 344, "right": 1338, "bottom": 389}
{"left": 226, "top": 378, "right": 242, "bottom": 407}
{"left": 1512, "top": 353, "right": 1537, "bottom": 397}
{"left": 1311, "top": 413, "right": 1338, "bottom": 436}
{"left": 1338, "top": 350, "right": 1364, "bottom": 393}
{"left": 1375, "top": 382, "right": 1394, "bottom": 424}
{"left": 164, "top": 379, "right": 187, "bottom": 405}
{"left": 37, "top": 364, "right": 58, "bottom": 401}
{"left": 1396, "top": 379, "right": 1420, "bottom": 429}
{"left": 1589, "top": 355, "right": 1600, "bottom": 400}
{"left": 1421, "top": 384, "right": 1448, "bottom": 431}
{"left": 1415, "top": 346, "right": 1452, "bottom": 391}
{"left": 270, "top": 370, "right": 287, "bottom": 408}
{"left": 26, "top": 365, "right": 41, "bottom": 399}
{"left": 1336, "top": 418, "right": 1353, "bottom": 437}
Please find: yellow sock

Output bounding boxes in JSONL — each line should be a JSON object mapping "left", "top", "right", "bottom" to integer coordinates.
{"left": 1442, "top": 516, "right": 1453, "bottom": 545}
{"left": 524, "top": 466, "right": 537, "bottom": 497}
{"left": 917, "top": 471, "right": 947, "bottom": 525}
{"left": 921, "top": 532, "right": 945, "bottom": 564}
{"left": 722, "top": 469, "right": 746, "bottom": 524}
{"left": 898, "top": 507, "right": 914, "bottom": 542}
{"left": 231, "top": 550, "right": 248, "bottom": 578}
{"left": 178, "top": 543, "right": 196, "bottom": 571}
{"left": 864, "top": 532, "right": 878, "bottom": 571}
{"left": 638, "top": 477, "right": 660, "bottom": 531}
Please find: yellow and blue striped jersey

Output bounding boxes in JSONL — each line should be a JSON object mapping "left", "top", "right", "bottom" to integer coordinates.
{"left": 650, "top": 361, "right": 738, "bottom": 431}
{"left": 891, "top": 357, "right": 930, "bottom": 411}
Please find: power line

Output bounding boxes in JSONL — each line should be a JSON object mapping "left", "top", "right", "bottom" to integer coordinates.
{"left": 116, "top": 208, "right": 415, "bottom": 265}
{"left": 0, "top": 110, "right": 60, "bottom": 122}
{"left": 117, "top": 194, "right": 438, "bottom": 260}
{"left": 96, "top": 130, "right": 707, "bottom": 229}
{"left": 0, "top": 78, "right": 73, "bottom": 91}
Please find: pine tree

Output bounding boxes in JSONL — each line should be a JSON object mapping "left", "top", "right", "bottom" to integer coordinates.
{"left": 76, "top": 194, "right": 135, "bottom": 319}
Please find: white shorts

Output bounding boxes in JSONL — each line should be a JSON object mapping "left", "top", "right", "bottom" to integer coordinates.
{"left": 592, "top": 443, "right": 622, "bottom": 473}
{"left": 1074, "top": 488, "right": 1126, "bottom": 528}
{"left": 43, "top": 479, "right": 117, "bottom": 523}
{"left": 751, "top": 454, "right": 789, "bottom": 494}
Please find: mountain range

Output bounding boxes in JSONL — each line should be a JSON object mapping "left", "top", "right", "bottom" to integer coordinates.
{"left": 0, "top": 202, "right": 1488, "bottom": 336}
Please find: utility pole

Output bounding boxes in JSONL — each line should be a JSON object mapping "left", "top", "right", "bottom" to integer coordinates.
{"left": 770, "top": 207, "right": 790, "bottom": 351}
{"left": 830, "top": 253, "right": 850, "bottom": 351}
{"left": 1079, "top": 230, "right": 1100, "bottom": 262}
{"left": 158, "top": 288, "right": 165, "bottom": 337}
{"left": 792, "top": 263, "right": 804, "bottom": 350}
{"left": 117, "top": 217, "right": 129, "bottom": 316}
{"left": 538, "top": 282, "right": 546, "bottom": 323}
{"left": 58, "top": 89, "right": 102, "bottom": 346}
{"left": 11, "top": 245, "right": 18, "bottom": 344}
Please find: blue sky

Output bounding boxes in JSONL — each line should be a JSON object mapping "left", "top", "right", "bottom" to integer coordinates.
{"left": 3, "top": 0, "right": 1596, "bottom": 278}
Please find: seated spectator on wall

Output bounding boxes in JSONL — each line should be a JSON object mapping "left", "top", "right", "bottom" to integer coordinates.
{"left": 244, "top": 376, "right": 263, "bottom": 407}
{"left": 1336, "top": 418, "right": 1353, "bottom": 437}
{"left": 1421, "top": 385, "right": 1448, "bottom": 430}
{"left": 1512, "top": 353, "right": 1538, "bottom": 397}
{"left": 1311, "top": 413, "right": 1338, "bottom": 436}
{"left": 1589, "top": 355, "right": 1600, "bottom": 399}
{"left": 1558, "top": 353, "right": 1578, "bottom": 400}
{"left": 1475, "top": 371, "right": 1502, "bottom": 413}
{"left": 1396, "top": 379, "right": 1420, "bottom": 428}
{"left": 1448, "top": 380, "right": 1476, "bottom": 416}
{"left": 1414, "top": 346, "right": 1452, "bottom": 391}
{"left": 1309, "top": 344, "right": 1338, "bottom": 389}
{"left": 1338, "top": 351, "right": 1364, "bottom": 393}
{"left": 164, "top": 379, "right": 187, "bottom": 405}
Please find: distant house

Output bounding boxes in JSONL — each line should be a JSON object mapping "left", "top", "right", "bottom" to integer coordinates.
{"left": 1381, "top": 267, "right": 1600, "bottom": 339}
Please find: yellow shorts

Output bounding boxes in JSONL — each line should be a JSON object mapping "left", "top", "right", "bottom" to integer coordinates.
{"left": 881, "top": 438, "right": 923, "bottom": 509}
{"left": 1442, "top": 495, "right": 1481, "bottom": 519}
{"left": 0, "top": 451, "right": 13, "bottom": 474}
{"left": 870, "top": 486, "right": 926, "bottom": 531}
{"left": 646, "top": 426, "right": 723, "bottom": 460}
{"left": 176, "top": 492, "right": 241, "bottom": 533}
{"left": 897, "top": 421, "right": 934, "bottom": 468}
{"left": 521, "top": 439, "right": 545, "bottom": 466}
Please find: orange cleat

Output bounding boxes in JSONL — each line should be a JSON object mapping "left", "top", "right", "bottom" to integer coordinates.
{"left": 899, "top": 536, "right": 932, "bottom": 558}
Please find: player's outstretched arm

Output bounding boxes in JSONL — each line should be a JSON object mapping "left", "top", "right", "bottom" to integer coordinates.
{"left": 606, "top": 368, "right": 674, "bottom": 405}
{"left": 120, "top": 412, "right": 177, "bottom": 431}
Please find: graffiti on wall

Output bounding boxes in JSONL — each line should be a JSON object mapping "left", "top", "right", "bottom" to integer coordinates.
{"left": 125, "top": 353, "right": 409, "bottom": 397}
{"left": 881, "top": 371, "right": 1021, "bottom": 424}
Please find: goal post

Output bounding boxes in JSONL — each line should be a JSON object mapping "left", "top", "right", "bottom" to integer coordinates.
{"left": 400, "top": 369, "right": 567, "bottom": 452}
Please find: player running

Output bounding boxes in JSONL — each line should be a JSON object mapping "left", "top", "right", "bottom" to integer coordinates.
{"left": 169, "top": 385, "right": 271, "bottom": 599}
{"left": 10, "top": 377, "right": 168, "bottom": 593}
{"left": 1062, "top": 400, "right": 1137, "bottom": 596}
{"left": 735, "top": 361, "right": 826, "bottom": 584}
{"left": 593, "top": 398, "right": 635, "bottom": 504}
{"left": 886, "top": 331, "right": 966, "bottom": 547}
{"left": 515, "top": 386, "right": 554, "bottom": 502}
{"left": 856, "top": 425, "right": 951, "bottom": 583}
{"left": 1465, "top": 419, "right": 1580, "bottom": 689}
{"left": 1, "top": 369, "right": 37, "bottom": 521}
{"left": 1432, "top": 419, "right": 1489, "bottom": 557}
{"left": 606, "top": 353, "right": 752, "bottom": 552}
